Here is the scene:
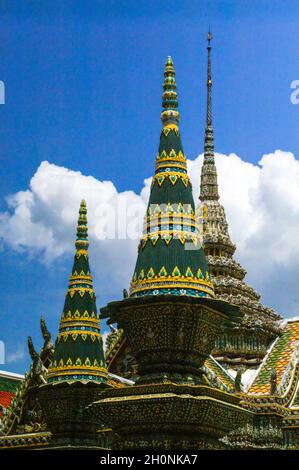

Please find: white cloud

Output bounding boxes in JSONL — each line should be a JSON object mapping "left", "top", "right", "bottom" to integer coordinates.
{"left": 0, "top": 161, "right": 148, "bottom": 295}
{"left": 0, "top": 151, "right": 299, "bottom": 316}
{"left": 6, "top": 345, "right": 25, "bottom": 364}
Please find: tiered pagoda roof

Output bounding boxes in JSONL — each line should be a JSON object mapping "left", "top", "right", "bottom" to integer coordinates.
{"left": 197, "top": 32, "right": 281, "bottom": 367}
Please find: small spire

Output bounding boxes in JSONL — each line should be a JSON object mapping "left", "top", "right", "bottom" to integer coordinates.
{"left": 75, "top": 199, "right": 89, "bottom": 251}
{"left": 199, "top": 30, "right": 219, "bottom": 201}
{"left": 161, "top": 56, "right": 180, "bottom": 127}
{"left": 206, "top": 28, "right": 213, "bottom": 126}
{"left": 47, "top": 200, "right": 107, "bottom": 384}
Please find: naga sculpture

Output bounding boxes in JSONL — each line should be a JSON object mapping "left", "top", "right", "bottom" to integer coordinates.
{"left": 40, "top": 316, "right": 54, "bottom": 367}
{"left": 27, "top": 336, "right": 47, "bottom": 386}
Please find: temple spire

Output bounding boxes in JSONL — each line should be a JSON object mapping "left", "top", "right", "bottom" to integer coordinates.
{"left": 47, "top": 200, "right": 107, "bottom": 383}
{"left": 206, "top": 28, "right": 212, "bottom": 126}
{"left": 75, "top": 199, "right": 89, "bottom": 251}
{"left": 129, "top": 56, "right": 214, "bottom": 298}
{"left": 161, "top": 56, "right": 180, "bottom": 128}
{"left": 199, "top": 30, "right": 219, "bottom": 201}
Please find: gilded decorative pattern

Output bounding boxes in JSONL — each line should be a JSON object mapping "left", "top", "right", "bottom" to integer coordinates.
{"left": 147, "top": 203, "right": 195, "bottom": 216}
{"left": 151, "top": 171, "right": 191, "bottom": 188}
{"left": 139, "top": 231, "right": 199, "bottom": 247}
{"left": 130, "top": 266, "right": 214, "bottom": 298}
{"left": 47, "top": 200, "right": 107, "bottom": 383}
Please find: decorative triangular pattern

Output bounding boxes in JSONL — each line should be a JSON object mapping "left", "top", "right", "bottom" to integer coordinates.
{"left": 130, "top": 56, "right": 214, "bottom": 298}
{"left": 47, "top": 200, "right": 107, "bottom": 384}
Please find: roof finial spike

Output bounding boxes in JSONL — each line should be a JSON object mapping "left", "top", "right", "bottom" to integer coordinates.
{"left": 161, "top": 55, "right": 180, "bottom": 128}
{"left": 75, "top": 199, "right": 89, "bottom": 251}
{"left": 207, "top": 27, "right": 213, "bottom": 47}
{"left": 206, "top": 29, "right": 213, "bottom": 126}
{"left": 199, "top": 30, "right": 219, "bottom": 201}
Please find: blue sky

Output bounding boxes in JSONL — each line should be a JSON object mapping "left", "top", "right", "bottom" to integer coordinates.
{"left": 1, "top": 0, "right": 299, "bottom": 373}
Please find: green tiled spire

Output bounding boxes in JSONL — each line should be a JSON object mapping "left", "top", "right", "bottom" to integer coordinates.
{"left": 47, "top": 200, "right": 107, "bottom": 383}
{"left": 130, "top": 57, "right": 214, "bottom": 298}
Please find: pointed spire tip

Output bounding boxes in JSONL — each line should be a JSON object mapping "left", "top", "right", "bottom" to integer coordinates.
{"left": 76, "top": 199, "right": 89, "bottom": 249}
{"left": 199, "top": 29, "right": 219, "bottom": 202}
{"left": 161, "top": 55, "right": 179, "bottom": 126}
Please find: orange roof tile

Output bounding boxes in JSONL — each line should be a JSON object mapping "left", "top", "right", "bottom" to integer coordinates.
{"left": 0, "top": 391, "right": 15, "bottom": 415}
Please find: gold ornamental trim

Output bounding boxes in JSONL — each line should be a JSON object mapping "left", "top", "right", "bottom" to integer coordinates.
{"left": 144, "top": 220, "right": 196, "bottom": 230}
{"left": 161, "top": 123, "right": 179, "bottom": 136}
{"left": 152, "top": 172, "right": 191, "bottom": 188}
{"left": 56, "top": 330, "right": 101, "bottom": 342}
{"left": 140, "top": 230, "right": 200, "bottom": 247}
{"left": 130, "top": 277, "right": 214, "bottom": 297}
{"left": 59, "top": 320, "right": 100, "bottom": 329}
{"left": 161, "top": 109, "right": 180, "bottom": 122}
{"left": 146, "top": 212, "right": 196, "bottom": 223}
{"left": 156, "top": 148, "right": 186, "bottom": 164}
{"left": 133, "top": 265, "right": 210, "bottom": 281}
{"left": 67, "top": 287, "right": 95, "bottom": 298}
{"left": 61, "top": 310, "right": 99, "bottom": 322}
{"left": 147, "top": 203, "right": 195, "bottom": 217}
{"left": 69, "top": 273, "right": 92, "bottom": 281}
{"left": 155, "top": 162, "right": 186, "bottom": 170}
{"left": 75, "top": 249, "right": 88, "bottom": 257}
{"left": 47, "top": 365, "right": 107, "bottom": 378}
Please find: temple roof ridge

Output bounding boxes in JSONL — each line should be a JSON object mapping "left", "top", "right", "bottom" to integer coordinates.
{"left": 247, "top": 321, "right": 299, "bottom": 397}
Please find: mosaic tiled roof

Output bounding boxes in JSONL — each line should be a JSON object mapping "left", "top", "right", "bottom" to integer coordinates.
{"left": 0, "top": 373, "right": 23, "bottom": 416}
{"left": 248, "top": 320, "right": 299, "bottom": 395}
{"left": 205, "top": 356, "right": 235, "bottom": 392}
{"left": 0, "top": 391, "right": 14, "bottom": 412}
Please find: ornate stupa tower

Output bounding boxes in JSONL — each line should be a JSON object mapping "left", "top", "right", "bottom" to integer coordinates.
{"left": 91, "top": 57, "right": 251, "bottom": 450}
{"left": 130, "top": 55, "right": 214, "bottom": 299}
{"left": 46, "top": 200, "right": 107, "bottom": 384}
{"left": 39, "top": 200, "right": 109, "bottom": 448}
{"left": 198, "top": 32, "right": 281, "bottom": 369}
